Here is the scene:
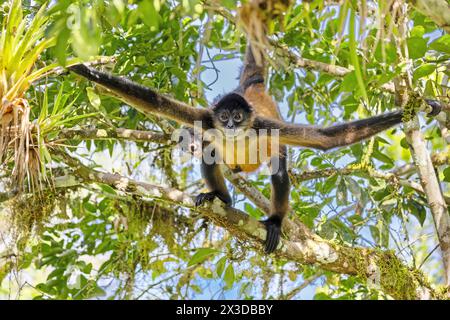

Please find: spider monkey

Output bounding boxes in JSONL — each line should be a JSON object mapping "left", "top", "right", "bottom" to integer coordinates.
{"left": 68, "top": 46, "right": 441, "bottom": 254}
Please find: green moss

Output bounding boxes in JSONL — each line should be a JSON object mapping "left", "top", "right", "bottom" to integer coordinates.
{"left": 436, "top": 286, "right": 450, "bottom": 300}
{"left": 402, "top": 100, "right": 414, "bottom": 122}
{"left": 375, "top": 251, "right": 418, "bottom": 300}
{"left": 343, "top": 247, "right": 421, "bottom": 299}
{"left": 10, "top": 192, "right": 57, "bottom": 236}
{"left": 401, "top": 94, "right": 422, "bottom": 123}
{"left": 111, "top": 199, "right": 199, "bottom": 275}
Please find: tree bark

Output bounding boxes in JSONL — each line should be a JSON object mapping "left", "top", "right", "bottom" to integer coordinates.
{"left": 404, "top": 117, "right": 450, "bottom": 286}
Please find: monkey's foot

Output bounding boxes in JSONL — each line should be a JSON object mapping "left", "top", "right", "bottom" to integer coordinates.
{"left": 262, "top": 216, "right": 282, "bottom": 254}
{"left": 195, "top": 191, "right": 229, "bottom": 207}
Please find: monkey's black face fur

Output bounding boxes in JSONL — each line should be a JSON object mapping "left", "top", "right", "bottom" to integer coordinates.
{"left": 212, "top": 93, "right": 254, "bottom": 137}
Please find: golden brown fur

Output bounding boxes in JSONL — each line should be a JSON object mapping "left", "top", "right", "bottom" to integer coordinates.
{"left": 216, "top": 45, "right": 283, "bottom": 173}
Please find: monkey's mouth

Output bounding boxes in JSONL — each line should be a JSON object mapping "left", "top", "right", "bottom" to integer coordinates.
{"left": 223, "top": 128, "right": 244, "bottom": 138}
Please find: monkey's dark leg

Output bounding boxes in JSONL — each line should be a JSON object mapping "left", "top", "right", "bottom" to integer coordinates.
{"left": 195, "top": 159, "right": 232, "bottom": 207}
{"left": 264, "top": 145, "right": 290, "bottom": 254}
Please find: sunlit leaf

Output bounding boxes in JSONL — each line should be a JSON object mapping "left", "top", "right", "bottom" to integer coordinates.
{"left": 187, "top": 248, "right": 218, "bottom": 266}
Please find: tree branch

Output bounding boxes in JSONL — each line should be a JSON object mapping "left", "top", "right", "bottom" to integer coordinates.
{"left": 58, "top": 151, "right": 440, "bottom": 299}
{"left": 222, "top": 166, "right": 272, "bottom": 214}
{"left": 393, "top": 3, "right": 450, "bottom": 285}
{"left": 392, "top": 151, "right": 450, "bottom": 176}
{"left": 404, "top": 117, "right": 450, "bottom": 286}
{"left": 269, "top": 40, "right": 398, "bottom": 93}
{"left": 57, "top": 127, "right": 172, "bottom": 145}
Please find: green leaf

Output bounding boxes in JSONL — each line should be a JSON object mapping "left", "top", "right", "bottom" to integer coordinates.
{"left": 212, "top": 53, "right": 235, "bottom": 61}
{"left": 369, "top": 225, "right": 380, "bottom": 245}
{"left": 430, "top": 34, "right": 450, "bottom": 54}
{"left": 70, "top": 7, "right": 101, "bottom": 60}
{"left": 336, "top": 179, "right": 347, "bottom": 205}
{"left": 98, "top": 183, "right": 117, "bottom": 195}
{"left": 373, "top": 149, "right": 394, "bottom": 166}
{"left": 348, "top": 8, "right": 368, "bottom": 102}
{"left": 286, "top": 12, "right": 303, "bottom": 31}
{"left": 86, "top": 87, "right": 101, "bottom": 109}
{"left": 311, "top": 157, "right": 322, "bottom": 167}
{"left": 216, "top": 256, "right": 226, "bottom": 277}
{"left": 84, "top": 285, "right": 106, "bottom": 299}
{"left": 413, "top": 64, "right": 436, "bottom": 81}
{"left": 345, "top": 177, "right": 361, "bottom": 199}
{"left": 138, "top": 0, "right": 159, "bottom": 30}
{"left": 443, "top": 167, "right": 450, "bottom": 182}
{"left": 54, "top": 26, "right": 70, "bottom": 66}
{"left": 424, "top": 79, "right": 435, "bottom": 96}
{"left": 410, "top": 25, "right": 425, "bottom": 38}
{"left": 340, "top": 71, "right": 357, "bottom": 92}
{"left": 244, "top": 203, "right": 263, "bottom": 219}
{"left": 82, "top": 263, "right": 93, "bottom": 274}
{"left": 187, "top": 248, "right": 218, "bottom": 266}
{"left": 374, "top": 42, "right": 397, "bottom": 64}
{"left": 224, "top": 264, "right": 235, "bottom": 288}
{"left": 407, "top": 37, "right": 427, "bottom": 59}
{"left": 400, "top": 137, "right": 409, "bottom": 149}
{"left": 221, "top": 0, "right": 237, "bottom": 9}
{"left": 370, "top": 220, "right": 389, "bottom": 247}
{"left": 407, "top": 200, "right": 426, "bottom": 226}
{"left": 83, "top": 202, "right": 97, "bottom": 213}
{"left": 314, "top": 292, "right": 332, "bottom": 300}
{"left": 322, "top": 174, "right": 338, "bottom": 194}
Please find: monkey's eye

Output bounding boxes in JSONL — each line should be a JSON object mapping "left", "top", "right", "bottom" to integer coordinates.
{"left": 233, "top": 113, "right": 243, "bottom": 122}
{"left": 219, "top": 112, "right": 229, "bottom": 122}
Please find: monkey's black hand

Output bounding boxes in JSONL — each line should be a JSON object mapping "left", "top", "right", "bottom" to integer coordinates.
{"left": 425, "top": 99, "right": 442, "bottom": 117}
{"left": 231, "top": 166, "right": 243, "bottom": 173}
{"left": 262, "top": 216, "right": 282, "bottom": 254}
{"left": 195, "top": 191, "right": 230, "bottom": 207}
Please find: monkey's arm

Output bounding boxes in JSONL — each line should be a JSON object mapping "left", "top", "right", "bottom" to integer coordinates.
{"left": 196, "top": 160, "right": 232, "bottom": 207}
{"left": 253, "top": 105, "right": 440, "bottom": 151}
{"left": 69, "top": 65, "right": 212, "bottom": 127}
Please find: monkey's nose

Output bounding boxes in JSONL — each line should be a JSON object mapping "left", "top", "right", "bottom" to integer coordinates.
{"left": 189, "top": 143, "right": 197, "bottom": 153}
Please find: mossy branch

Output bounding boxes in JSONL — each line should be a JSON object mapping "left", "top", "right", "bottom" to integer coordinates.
{"left": 57, "top": 151, "right": 441, "bottom": 299}
{"left": 57, "top": 127, "right": 172, "bottom": 145}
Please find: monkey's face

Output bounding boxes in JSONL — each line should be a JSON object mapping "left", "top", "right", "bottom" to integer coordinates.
{"left": 212, "top": 93, "right": 253, "bottom": 138}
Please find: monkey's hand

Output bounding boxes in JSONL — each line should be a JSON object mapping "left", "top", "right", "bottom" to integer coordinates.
{"left": 195, "top": 191, "right": 231, "bottom": 207}
{"left": 424, "top": 99, "right": 442, "bottom": 117}
{"left": 262, "top": 216, "right": 282, "bottom": 254}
